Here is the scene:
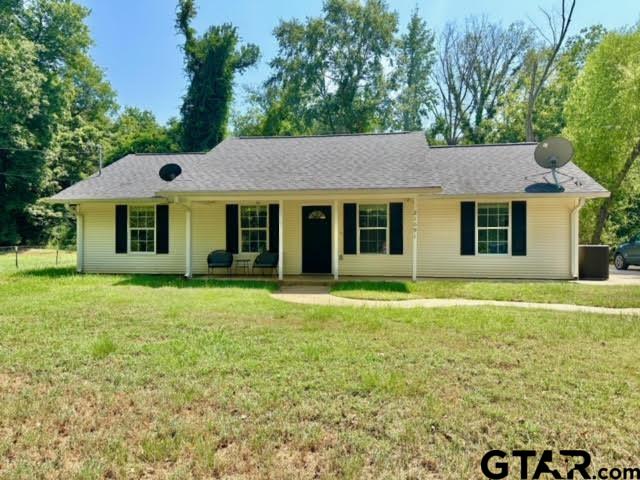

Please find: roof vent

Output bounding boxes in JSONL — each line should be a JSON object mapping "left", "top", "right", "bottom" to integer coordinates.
{"left": 159, "top": 163, "right": 182, "bottom": 182}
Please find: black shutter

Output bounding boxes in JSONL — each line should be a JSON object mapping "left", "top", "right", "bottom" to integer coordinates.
{"left": 226, "top": 204, "right": 239, "bottom": 254}
{"left": 512, "top": 201, "right": 527, "bottom": 256}
{"left": 115, "top": 205, "right": 127, "bottom": 254}
{"left": 343, "top": 203, "right": 357, "bottom": 254}
{"left": 268, "top": 203, "right": 279, "bottom": 253}
{"left": 156, "top": 205, "right": 169, "bottom": 254}
{"left": 389, "top": 202, "right": 403, "bottom": 255}
{"left": 460, "top": 202, "right": 475, "bottom": 255}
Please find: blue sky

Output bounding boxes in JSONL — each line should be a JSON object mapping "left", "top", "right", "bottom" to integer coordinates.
{"left": 77, "top": 0, "right": 639, "bottom": 124}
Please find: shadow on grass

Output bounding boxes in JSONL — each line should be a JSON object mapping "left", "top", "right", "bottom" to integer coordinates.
{"left": 114, "top": 275, "right": 278, "bottom": 291}
{"left": 332, "top": 281, "right": 411, "bottom": 293}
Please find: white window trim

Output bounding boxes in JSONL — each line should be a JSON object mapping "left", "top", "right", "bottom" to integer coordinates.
{"left": 239, "top": 204, "right": 269, "bottom": 254}
{"left": 475, "top": 201, "right": 511, "bottom": 256}
{"left": 128, "top": 205, "right": 156, "bottom": 254}
{"left": 357, "top": 203, "right": 390, "bottom": 255}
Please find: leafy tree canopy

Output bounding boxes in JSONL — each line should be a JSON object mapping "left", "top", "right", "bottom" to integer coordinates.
{"left": 177, "top": 0, "right": 259, "bottom": 151}
{"left": 565, "top": 28, "right": 640, "bottom": 244}
{"left": 0, "top": 0, "right": 116, "bottom": 245}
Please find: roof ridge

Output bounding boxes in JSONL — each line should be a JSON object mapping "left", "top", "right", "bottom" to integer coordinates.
{"left": 236, "top": 131, "right": 421, "bottom": 140}
{"left": 430, "top": 142, "right": 538, "bottom": 148}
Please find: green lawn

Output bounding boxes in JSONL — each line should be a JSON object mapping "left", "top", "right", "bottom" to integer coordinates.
{"left": 1, "top": 252, "right": 639, "bottom": 478}
{"left": 331, "top": 279, "right": 640, "bottom": 308}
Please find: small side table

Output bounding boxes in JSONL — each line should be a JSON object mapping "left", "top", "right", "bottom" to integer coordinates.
{"left": 234, "top": 258, "right": 251, "bottom": 275}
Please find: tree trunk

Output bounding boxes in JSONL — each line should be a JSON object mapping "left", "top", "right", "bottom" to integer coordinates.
{"left": 591, "top": 141, "right": 640, "bottom": 244}
{"left": 525, "top": 105, "right": 535, "bottom": 142}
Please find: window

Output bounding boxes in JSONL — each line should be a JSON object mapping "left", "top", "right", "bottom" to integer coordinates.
{"left": 240, "top": 205, "right": 268, "bottom": 253}
{"left": 129, "top": 206, "right": 155, "bottom": 253}
{"left": 359, "top": 204, "right": 388, "bottom": 254}
{"left": 308, "top": 210, "right": 326, "bottom": 220}
{"left": 477, "top": 203, "right": 509, "bottom": 254}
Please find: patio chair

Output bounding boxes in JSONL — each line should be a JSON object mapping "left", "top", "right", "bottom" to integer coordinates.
{"left": 253, "top": 251, "right": 279, "bottom": 276}
{"left": 207, "top": 250, "right": 233, "bottom": 275}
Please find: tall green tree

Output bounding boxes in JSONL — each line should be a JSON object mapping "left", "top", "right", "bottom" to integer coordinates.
{"left": 391, "top": 8, "right": 436, "bottom": 131}
{"left": 263, "top": 0, "right": 398, "bottom": 134}
{"left": 0, "top": 0, "right": 115, "bottom": 245}
{"left": 176, "top": 0, "right": 259, "bottom": 151}
{"left": 106, "top": 108, "right": 181, "bottom": 164}
{"left": 565, "top": 29, "right": 640, "bottom": 244}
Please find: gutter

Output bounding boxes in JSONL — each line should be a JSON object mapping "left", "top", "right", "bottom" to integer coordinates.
{"left": 570, "top": 198, "right": 586, "bottom": 279}
{"left": 75, "top": 205, "right": 84, "bottom": 273}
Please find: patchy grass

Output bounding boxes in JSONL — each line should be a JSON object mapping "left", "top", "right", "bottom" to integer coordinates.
{"left": 90, "top": 335, "right": 117, "bottom": 360}
{"left": 0, "top": 248, "right": 75, "bottom": 274}
{"left": 331, "top": 279, "right": 640, "bottom": 308}
{"left": 0, "top": 254, "right": 639, "bottom": 478}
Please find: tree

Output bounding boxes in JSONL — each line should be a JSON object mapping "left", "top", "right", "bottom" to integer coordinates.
{"left": 176, "top": 0, "right": 259, "bottom": 151}
{"left": 106, "top": 108, "right": 181, "bottom": 164}
{"left": 429, "top": 24, "right": 471, "bottom": 145}
{"left": 430, "top": 18, "right": 531, "bottom": 144}
{"left": 485, "top": 25, "right": 606, "bottom": 144}
{"left": 263, "top": 0, "right": 398, "bottom": 134}
{"left": 391, "top": 8, "right": 436, "bottom": 131}
{"left": 565, "top": 29, "right": 640, "bottom": 244}
{"left": 523, "top": 0, "right": 576, "bottom": 141}
{"left": 0, "top": 0, "right": 116, "bottom": 245}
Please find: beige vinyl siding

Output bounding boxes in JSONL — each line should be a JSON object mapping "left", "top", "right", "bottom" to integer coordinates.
{"left": 81, "top": 202, "right": 185, "bottom": 274}
{"left": 338, "top": 200, "right": 413, "bottom": 277}
{"left": 417, "top": 197, "right": 573, "bottom": 279}
{"left": 283, "top": 200, "right": 302, "bottom": 275}
{"left": 278, "top": 199, "right": 413, "bottom": 276}
{"left": 191, "top": 202, "right": 226, "bottom": 275}
{"left": 79, "top": 197, "right": 576, "bottom": 279}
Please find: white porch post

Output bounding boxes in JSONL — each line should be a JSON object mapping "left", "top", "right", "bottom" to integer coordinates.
{"left": 333, "top": 200, "right": 339, "bottom": 280}
{"left": 278, "top": 199, "right": 284, "bottom": 280}
{"left": 76, "top": 205, "right": 84, "bottom": 273}
{"left": 185, "top": 203, "right": 192, "bottom": 278}
{"left": 412, "top": 196, "right": 418, "bottom": 281}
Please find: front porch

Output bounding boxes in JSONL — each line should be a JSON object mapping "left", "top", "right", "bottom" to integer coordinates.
{"left": 178, "top": 192, "right": 428, "bottom": 281}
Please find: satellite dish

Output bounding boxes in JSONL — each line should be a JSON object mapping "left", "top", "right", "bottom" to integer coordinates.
{"left": 525, "top": 137, "right": 577, "bottom": 192}
{"left": 159, "top": 163, "right": 182, "bottom": 182}
{"left": 534, "top": 137, "right": 574, "bottom": 169}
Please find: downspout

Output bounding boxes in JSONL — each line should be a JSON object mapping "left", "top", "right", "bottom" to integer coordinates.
{"left": 75, "top": 204, "right": 84, "bottom": 273}
{"left": 570, "top": 198, "right": 585, "bottom": 279}
{"left": 183, "top": 201, "right": 192, "bottom": 278}
{"left": 412, "top": 195, "right": 418, "bottom": 281}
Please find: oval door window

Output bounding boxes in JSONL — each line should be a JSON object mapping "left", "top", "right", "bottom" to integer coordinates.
{"left": 308, "top": 210, "right": 327, "bottom": 220}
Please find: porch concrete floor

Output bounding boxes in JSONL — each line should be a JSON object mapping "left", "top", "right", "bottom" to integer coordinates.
{"left": 197, "top": 269, "right": 640, "bottom": 286}
{"left": 196, "top": 275, "right": 411, "bottom": 285}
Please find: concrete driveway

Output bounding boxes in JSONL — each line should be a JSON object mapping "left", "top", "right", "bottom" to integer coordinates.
{"left": 577, "top": 266, "right": 640, "bottom": 285}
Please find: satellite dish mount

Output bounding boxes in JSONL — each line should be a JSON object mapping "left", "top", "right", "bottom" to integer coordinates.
{"left": 526, "top": 137, "right": 578, "bottom": 192}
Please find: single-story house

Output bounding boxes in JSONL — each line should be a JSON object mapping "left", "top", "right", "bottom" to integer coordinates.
{"left": 47, "top": 132, "right": 608, "bottom": 280}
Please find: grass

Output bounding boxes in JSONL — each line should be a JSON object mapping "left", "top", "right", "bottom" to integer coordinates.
{"left": 0, "top": 248, "right": 76, "bottom": 274}
{"left": 331, "top": 279, "right": 640, "bottom": 308}
{"left": 1, "top": 251, "right": 639, "bottom": 478}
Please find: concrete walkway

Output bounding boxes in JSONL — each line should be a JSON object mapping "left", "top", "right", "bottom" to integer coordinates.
{"left": 271, "top": 286, "right": 640, "bottom": 316}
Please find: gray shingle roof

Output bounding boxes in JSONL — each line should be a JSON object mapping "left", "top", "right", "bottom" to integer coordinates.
{"left": 48, "top": 132, "right": 608, "bottom": 202}
{"left": 50, "top": 153, "right": 207, "bottom": 201}
{"left": 429, "top": 143, "right": 607, "bottom": 196}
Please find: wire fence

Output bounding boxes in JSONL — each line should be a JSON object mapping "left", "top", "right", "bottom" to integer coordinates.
{"left": 0, "top": 246, "right": 76, "bottom": 270}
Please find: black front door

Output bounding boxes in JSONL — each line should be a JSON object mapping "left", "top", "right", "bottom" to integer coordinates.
{"left": 302, "top": 206, "right": 332, "bottom": 274}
